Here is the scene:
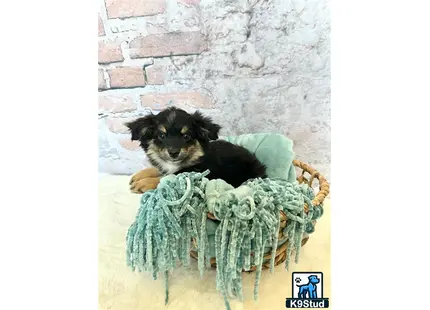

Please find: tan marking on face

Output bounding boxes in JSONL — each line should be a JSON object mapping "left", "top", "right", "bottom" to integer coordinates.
{"left": 181, "top": 126, "right": 189, "bottom": 134}
{"left": 185, "top": 141, "right": 204, "bottom": 163}
{"left": 158, "top": 125, "right": 167, "bottom": 133}
{"left": 147, "top": 141, "right": 165, "bottom": 160}
{"left": 147, "top": 141, "right": 179, "bottom": 173}
{"left": 149, "top": 141, "right": 173, "bottom": 161}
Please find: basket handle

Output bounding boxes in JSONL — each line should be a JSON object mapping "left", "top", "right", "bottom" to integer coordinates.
{"left": 293, "top": 159, "right": 329, "bottom": 206}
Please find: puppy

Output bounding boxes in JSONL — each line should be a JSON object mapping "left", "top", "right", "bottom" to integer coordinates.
{"left": 126, "top": 107, "right": 267, "bottom": 193}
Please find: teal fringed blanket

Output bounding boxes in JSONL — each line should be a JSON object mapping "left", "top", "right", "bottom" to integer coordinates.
{"left": 125, "top": 133, "right": 324, "bottom": 310}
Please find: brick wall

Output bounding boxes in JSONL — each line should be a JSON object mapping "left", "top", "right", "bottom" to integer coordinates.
{"left": 98, "top": 0, "right": 331, "bottom": 179}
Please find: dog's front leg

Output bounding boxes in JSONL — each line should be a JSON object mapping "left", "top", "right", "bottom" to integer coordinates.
{"left": 129, "top": 167, "right": 162, "bottom": 194}
{"left": 310, "top": 289, "right": 316, "bottom": 299}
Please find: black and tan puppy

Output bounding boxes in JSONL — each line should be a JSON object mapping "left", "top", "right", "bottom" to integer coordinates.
{"left": 126, "top": 107, "right": 266, "bottom": 193}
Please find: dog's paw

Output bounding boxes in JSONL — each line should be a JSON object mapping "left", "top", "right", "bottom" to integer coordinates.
{"left": 130, "top": 177, "right": 161, "bottom": 194}
{"left": 129, "top": 168, "right": 161, "bottom": 185}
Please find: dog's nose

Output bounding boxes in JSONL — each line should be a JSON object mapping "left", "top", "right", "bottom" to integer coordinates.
{"left": 168, "top": 149, "right": 180, "bottom": 158}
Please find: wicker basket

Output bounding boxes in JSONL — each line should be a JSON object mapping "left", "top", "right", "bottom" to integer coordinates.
{"left": 190, "top": 159, "right": 330, "bottom": 271}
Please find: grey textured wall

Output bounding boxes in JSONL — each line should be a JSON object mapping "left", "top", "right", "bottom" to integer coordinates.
{"left": 98, "top": 0, "right": 331, "bottom": 180}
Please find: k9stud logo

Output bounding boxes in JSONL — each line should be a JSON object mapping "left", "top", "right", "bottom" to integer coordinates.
{"left": 286, "top": 272, "right": 329, "bottom": 308}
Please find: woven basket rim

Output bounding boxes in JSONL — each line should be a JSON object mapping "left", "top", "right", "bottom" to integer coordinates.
{"left": 206, "top": 159, "right": 330, "bottom": 220}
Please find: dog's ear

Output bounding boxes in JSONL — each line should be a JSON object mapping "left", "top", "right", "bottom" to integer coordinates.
{"left": 125, "top": 115, "right": 157, "bottom": 141}
{"left": 192, "top": 111, "right": 221, "bottom": 141}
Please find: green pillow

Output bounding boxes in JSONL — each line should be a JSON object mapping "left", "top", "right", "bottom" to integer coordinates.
{"left": 220, "top": 133, "right": 296, "bottom": 181}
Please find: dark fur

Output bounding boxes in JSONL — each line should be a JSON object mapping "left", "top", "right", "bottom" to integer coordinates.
{"left": 126, "top": 107, "right": 267, "bottom": 188}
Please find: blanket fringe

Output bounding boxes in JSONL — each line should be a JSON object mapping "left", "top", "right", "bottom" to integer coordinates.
{"left": 126, "top": 171, "right": 323, "bottom": 309}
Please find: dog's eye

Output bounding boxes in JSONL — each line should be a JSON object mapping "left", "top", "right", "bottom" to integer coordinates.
{"left": 158, "top": 132, "right": 166, "bottom": 139}
{"left": 183, "top": 133, "right": 191, "bottom": 140}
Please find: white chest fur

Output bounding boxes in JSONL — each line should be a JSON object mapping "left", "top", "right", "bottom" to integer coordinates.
{"left": 160, "top": 161, "right": 181, "bottom": 175}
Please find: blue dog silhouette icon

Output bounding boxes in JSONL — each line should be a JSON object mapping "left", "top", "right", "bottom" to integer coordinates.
{"left": 296, "top": 275, "right": 320, "bottom": 299}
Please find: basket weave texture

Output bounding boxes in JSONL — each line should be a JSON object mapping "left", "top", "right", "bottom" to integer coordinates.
{"left": 190, "top": 159, "right": 330, "bottom": 271}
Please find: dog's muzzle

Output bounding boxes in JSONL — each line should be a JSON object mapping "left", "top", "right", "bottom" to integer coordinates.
{"left": 167, "top": 148, "right": 180, "bottom": 159}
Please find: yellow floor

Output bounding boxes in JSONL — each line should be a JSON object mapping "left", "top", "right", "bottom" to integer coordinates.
{"left": 99, "top": 175, "right": 331, "bottom": 310}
